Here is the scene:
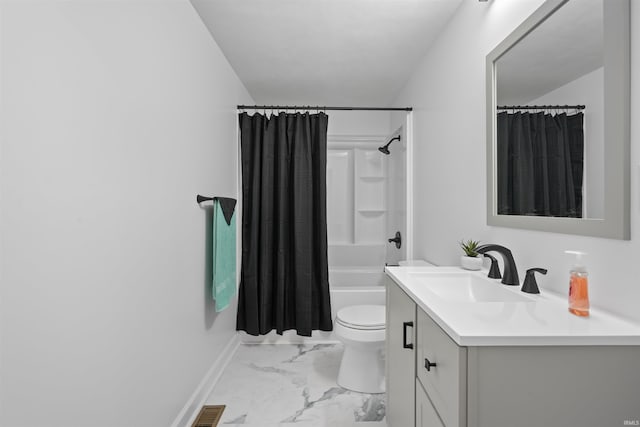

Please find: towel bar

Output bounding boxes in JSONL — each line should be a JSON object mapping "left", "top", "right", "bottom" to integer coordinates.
{"left": 197, "top": 194, "right": 215, "bottom": 204}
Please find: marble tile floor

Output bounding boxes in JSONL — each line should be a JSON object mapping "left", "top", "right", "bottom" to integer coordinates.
{"left": 204, "top": 343, "right": 387, "bottom": 427}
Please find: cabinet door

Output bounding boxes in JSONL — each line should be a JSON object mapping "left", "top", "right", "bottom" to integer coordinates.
{"left": 385, "top": 277, "right": 416, "bottom": 427}
{"left": 416, "top": 309, "right": 467, "bottom": 427}
{"left": 416, "top": 379, "right": 445, "bottom": 427}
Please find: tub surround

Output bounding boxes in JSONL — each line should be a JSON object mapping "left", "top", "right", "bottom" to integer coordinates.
{"left": 386, "top": 266, "right": 640, "bottom": 346}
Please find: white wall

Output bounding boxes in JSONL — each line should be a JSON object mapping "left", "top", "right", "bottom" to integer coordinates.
{"left": 327, "top": 110, "right": 392, "bottom": 136}
{"left": 394, "top": 0, "right": 640, "bottom": 323}
{"left": 0, "top": 1, "right": 252, "bottom": 426}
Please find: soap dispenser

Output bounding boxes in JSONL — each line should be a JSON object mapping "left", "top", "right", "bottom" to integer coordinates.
{"left": 565, "top": 251, "right": 589, "bottom": 317}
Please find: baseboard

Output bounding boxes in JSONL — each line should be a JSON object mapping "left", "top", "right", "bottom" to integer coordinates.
{"left": 170, "top": 333, "right": 241, "bottom": 427}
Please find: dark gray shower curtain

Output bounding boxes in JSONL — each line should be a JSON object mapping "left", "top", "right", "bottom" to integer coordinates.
{"left": 236, "top": 112, "right": 333, "bottom": 336}
{"left": 497, "top": 111, "right": 584, "bottom": 217}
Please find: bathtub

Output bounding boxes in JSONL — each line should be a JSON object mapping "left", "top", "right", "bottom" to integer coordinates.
{"left": 329, "top": 266, "right": 386, "bottom": 287}
{"left": 239, "top": 268, "right": 386, "bottom": 344}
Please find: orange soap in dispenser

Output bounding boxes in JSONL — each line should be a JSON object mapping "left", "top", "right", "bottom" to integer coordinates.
{"left": 565, "top": 250, "right": 589, "bottom": 317}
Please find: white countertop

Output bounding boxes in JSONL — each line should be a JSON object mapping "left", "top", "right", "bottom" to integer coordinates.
{"left": 385, "top": 266, "right": 640, "bottom": 346}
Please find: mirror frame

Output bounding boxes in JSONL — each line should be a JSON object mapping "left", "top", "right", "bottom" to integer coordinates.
{"left": 486, "top": 0, "right": 630, "bottom": 239}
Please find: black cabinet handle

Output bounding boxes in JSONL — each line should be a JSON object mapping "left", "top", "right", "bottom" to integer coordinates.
{"left": 424, "top": 357, "right": 437, "bottom": 372}
{"left": 402, "top": 321, "right": 414, "bottom": 349}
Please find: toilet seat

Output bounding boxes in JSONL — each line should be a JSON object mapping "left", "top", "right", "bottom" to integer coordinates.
{"left": 336, "top": 305, "right": 385, "bottom": 330}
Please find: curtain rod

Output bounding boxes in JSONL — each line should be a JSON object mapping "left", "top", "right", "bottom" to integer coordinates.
{"left": 497, "top": 104, "right": 585, "bottom": 110}
{"left": 237, "top": 105, "right": 413, "bottom": 112}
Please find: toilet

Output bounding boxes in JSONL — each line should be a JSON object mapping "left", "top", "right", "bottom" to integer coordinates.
{"left": 334, "top": 304, "right": 386, "bottom": 394}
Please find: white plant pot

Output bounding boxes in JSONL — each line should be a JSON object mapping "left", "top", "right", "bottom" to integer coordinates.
{"left": 460, "top": 255, "right": 483, "bottom": 271}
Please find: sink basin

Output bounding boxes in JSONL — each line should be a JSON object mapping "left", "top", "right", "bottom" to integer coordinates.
{"left": 408, "top": 272, "right": 533, "bottom": 303}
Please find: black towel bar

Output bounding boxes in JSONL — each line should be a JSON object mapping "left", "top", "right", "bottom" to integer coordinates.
{"left": 196, "top": 194, "right": 215, "bottom": 204}
{"left": 196, "top": 195, "right": 237, "bottom": 226}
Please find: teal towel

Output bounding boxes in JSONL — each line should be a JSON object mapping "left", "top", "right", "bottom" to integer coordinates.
{"left": 212, "top": 198, "right": 236, "bottom": 312}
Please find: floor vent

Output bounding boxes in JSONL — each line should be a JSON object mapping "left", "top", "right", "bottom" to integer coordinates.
{"left": 191, "top": 405, "right": 225, "bottom": 427}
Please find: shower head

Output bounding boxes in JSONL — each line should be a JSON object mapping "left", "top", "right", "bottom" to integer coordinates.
{"left": 378, "top": 135, "right": 401, "bottom": 155}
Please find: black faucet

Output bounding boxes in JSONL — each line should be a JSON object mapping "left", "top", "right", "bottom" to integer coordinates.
{"left": 475, "top": 244, "right": 520, "bottom": 286}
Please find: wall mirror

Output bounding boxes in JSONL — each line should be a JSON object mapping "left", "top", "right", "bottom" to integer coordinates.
{"left": 486, "top": 0, "right": 630, "bottom": 239}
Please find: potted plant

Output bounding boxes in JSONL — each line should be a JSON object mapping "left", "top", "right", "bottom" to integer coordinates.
{"left": 459, "top": 239, "right": 483, "bottom": 270}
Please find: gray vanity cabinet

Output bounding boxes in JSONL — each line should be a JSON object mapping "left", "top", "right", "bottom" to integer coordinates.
{"left": 386, "top": 277, "right": 640, "bottom": 427}
{"left": 466, "top": 346, "right": 640, "bottom": 427}
{"left": 385, "top": 277, "right": 416, "bottom": 427}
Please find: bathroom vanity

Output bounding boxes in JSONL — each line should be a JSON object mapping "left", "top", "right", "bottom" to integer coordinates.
{"left": 385, "top": 266, "right": 640, "bottom": 427}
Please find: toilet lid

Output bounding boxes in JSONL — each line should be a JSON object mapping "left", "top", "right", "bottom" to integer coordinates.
{"left": 336, "top": 305, "right": 385, "bottom": 330}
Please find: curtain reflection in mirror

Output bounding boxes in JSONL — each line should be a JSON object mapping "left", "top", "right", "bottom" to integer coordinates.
{"left": 497, "top": 110, "right": 584, "bottom": 218}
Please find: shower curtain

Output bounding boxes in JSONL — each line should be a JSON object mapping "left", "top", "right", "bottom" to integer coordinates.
{"left": 236, "top": 112, "right": 333, "bottom": 336}
{"left": 497, "top": 111, "right": 584, "bottom": 217}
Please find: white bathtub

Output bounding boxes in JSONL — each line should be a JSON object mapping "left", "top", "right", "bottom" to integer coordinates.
{"left": 329, "top": 267, "right": 386, "bottom": 287}
{"left": 240, "top": 243, "right": 391, "bottom": 343}
{"left": 239, "top": 274, "right": 386, "bottom": 344}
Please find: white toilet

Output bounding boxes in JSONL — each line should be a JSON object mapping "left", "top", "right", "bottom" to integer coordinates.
{"left": 334, "top": 304, "right": 386, "bottom": 394}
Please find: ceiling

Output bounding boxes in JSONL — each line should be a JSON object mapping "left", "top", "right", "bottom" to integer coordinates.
{"left": 190, "top": 0, "right": 463, "bottom": 106}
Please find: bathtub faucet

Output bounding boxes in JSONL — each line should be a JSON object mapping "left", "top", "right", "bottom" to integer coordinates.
{"left": 475, "top": 244, "right": 520, "bottom": 286}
